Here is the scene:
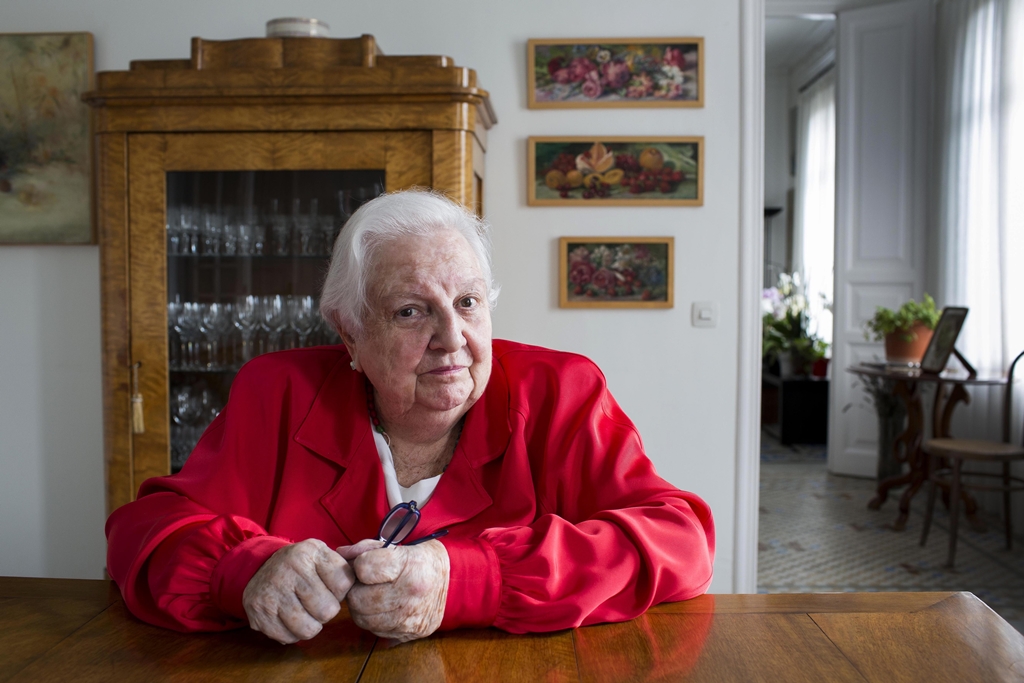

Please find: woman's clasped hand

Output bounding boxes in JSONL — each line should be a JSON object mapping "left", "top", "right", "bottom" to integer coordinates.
{"left": 244, "top": 537, "right": 448, "bottom": 644}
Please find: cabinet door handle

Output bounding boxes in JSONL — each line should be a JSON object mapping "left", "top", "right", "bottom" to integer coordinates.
{"left": 130, "top": 362, "right": 145, "bottom": 434}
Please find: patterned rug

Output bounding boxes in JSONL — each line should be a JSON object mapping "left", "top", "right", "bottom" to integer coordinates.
{"left": 758, "top": 432, "right": 1024, "bottom": 633}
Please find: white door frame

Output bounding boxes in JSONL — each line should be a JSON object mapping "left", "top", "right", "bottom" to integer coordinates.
{"left": 735, "top": 0, "right": 765, "bottom": 594}
{"left": 736, "top": 0, "right": 857, "bottom": 594}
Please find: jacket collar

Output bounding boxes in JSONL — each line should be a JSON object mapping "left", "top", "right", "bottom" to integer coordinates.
{"left": 294, "top": 348, "right": 512, "bottom": 542}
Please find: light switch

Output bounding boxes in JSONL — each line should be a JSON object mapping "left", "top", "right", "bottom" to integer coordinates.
{"left": 691, "top": 301, "right": 717, "bottom": 328}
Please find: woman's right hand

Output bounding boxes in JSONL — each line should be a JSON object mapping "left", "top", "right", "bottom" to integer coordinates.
{"left": 242, "top": 538, "right": 355, "bottom": 644}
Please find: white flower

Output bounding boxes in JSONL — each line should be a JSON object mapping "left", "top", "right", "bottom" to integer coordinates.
{"left": 596, "top": 49, "right": 611, "bottom": 64}
{"left": 661, "top": 65, "right": 684, "bottom": 85}
{"left": 591, "top": 245, "right": 614, "bottom": 268}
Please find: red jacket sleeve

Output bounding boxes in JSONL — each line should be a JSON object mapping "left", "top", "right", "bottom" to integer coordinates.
{"left": 105, "top": 364, "right": 295, "bottom": 632}
{"left": 439, "top": 352, "right": 714, "bottom": 633}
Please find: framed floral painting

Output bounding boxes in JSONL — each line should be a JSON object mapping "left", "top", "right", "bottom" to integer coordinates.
{"left": 528, "top": 37, "right": 703, "bottom": 109}
{"left": 559, "top": 237, "right": 674, "bottom": 309}
{"left": 529, "top": 137, "right": 703, "bottom": 207}
{"left": 0, "top": 32, "right": 94, "bottom": 244}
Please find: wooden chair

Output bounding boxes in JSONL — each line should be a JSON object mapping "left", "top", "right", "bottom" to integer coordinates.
{"left": 919, "top": 350, "right": 1024, "bottom": 568}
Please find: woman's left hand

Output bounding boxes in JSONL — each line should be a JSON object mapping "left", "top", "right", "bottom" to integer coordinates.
{"left": 338, "top": 539, "right": 449, "bottom": 642}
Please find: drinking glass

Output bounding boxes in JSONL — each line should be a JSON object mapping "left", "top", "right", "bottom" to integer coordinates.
{"left": 261, "top": 295, "right": 288, "bottom": 352}
{"left": 295, "top": 214, "right": 315, "bottom": 256}
{"left": 171, "top": 386, "right": 204, "bottom": 470}
{"left": 318, "top": 215, "right": 337, "bottom": 256}
{"left": 167, "top": 298, "right": 183, "bottom": 369}
{"left": 270, "top": 200, "right": 290, "bottom": 256}
{"left": 222, "top": 209, "right": 239, "bottom": 256}
{"left": 201, "top": 210, "right": 223, "bottom": 255}
{"left": 238, "top": 221, "right": 255, "bottom": 256}
{"left": 181, "top": 206, "right": 199, "bottom": 255}
{"left": 174, "top": 302, "right": 203, "bottom": 369}
{"left": 233, "top": 295, "right": 261, "bottom": 363}
{"left": 201, "top": 303, "right": 232, "bottom": 369}
{"left": 167, "top": 206, "right": 183, "bottom": 254}
{"left": 288, "top": 295, "right": 319, "bottom": 347}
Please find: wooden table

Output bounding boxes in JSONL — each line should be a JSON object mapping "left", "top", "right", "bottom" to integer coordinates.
{"left": 847, "top": 364, "right": 1007, "bottom": 531}
{"left": 4, "top": 578, "right": 1024, "bottom": 682}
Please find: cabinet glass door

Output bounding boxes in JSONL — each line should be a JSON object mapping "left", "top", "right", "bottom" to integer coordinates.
{"left": 165, "top": 170, "right": 384, "bottom": 471}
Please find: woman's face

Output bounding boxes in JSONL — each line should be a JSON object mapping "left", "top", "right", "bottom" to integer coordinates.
{"left": 345, "top": 229, "right": 493, "bottom": 427}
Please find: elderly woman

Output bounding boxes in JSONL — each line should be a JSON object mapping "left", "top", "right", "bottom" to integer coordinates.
{"left": 106, "top": 190, "right": 714, "bottom": 644}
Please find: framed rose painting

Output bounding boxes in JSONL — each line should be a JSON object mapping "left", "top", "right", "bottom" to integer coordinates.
{"left": 559, "top": 237, "right": 674, "bottom": 309}
{"left": 529, "top": 137, "right": 703, "bottom": 207}
{"left": 528, "top": 37, "right": 703, "bottom": 108}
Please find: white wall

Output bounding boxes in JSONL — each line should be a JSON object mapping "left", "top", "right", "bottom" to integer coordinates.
{"left": 0, "top": 0, "right": 744, "bottom": 591}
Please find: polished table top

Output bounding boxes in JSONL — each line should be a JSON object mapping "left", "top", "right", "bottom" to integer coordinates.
{"left": 847, "top": 362, "right": 1008, "bottom": 386}
{"left": 3, "top": 578, "right": 1024, "bottom": 682}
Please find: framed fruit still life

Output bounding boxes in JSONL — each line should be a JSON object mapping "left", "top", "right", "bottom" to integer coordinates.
{"left": 528, "top": 137, "right": 703, "bottom": 207}
{"left": 559, "top": 237, "right": 674, "bottom": 309}
{"left": 528, "top": 37, "right": 703, "bottom": 109}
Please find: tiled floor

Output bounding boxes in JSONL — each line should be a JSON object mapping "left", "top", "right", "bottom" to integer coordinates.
{"left": 757, "top": 431, "right": 1024, "bottom": 632}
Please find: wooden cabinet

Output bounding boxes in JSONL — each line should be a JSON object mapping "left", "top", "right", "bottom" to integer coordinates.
{"left": 85, "top": 35, "right": 495, "bottom": 515}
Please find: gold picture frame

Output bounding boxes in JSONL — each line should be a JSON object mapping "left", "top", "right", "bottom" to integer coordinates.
{"left": 559, "top": 236, "right": 674, "bottom": 309}
{"left": 529, "top": 136, "right": 703, "bottom": 207}
{"left": 0, "top": 32, "right": 95, "bottom": 244}
{"left": 528, "top": 37, "right": 704, "bottom": 109}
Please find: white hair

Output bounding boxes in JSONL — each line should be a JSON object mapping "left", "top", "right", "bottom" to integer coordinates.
{"left": 319, "top": 189, "right": 500, "bottom": 336}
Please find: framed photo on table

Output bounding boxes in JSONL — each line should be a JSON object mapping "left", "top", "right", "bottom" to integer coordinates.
{"left": 559, "top": 236, "right": 673, "bottom": 309}
{"left": 528, "top": 37, "right": 704, "bottom": 108}
{"left": 920, "top": 307, "right": 969, "bottom": 374}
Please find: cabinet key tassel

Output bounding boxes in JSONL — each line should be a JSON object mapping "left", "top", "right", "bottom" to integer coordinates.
{"left": 131, "top": 362, "right": 145, "bottom": 434}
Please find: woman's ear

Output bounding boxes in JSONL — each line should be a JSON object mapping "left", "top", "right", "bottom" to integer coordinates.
{"left": 339, "top": 328, "right": 360, "bottom": 372}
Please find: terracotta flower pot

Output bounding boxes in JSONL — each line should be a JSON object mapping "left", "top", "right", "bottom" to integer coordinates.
{"left": 884, "top": 323, "right": 934, "bottom": 364}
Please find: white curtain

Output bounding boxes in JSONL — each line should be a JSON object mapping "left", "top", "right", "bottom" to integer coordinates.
{"left": 792, "top": 70, "right": 836, "bottom": 345}
{"left": 936, "top": 0, "right": 1024, "bottom": 387}
{"left": 936, "top": 0, "right": 1024, "bottom": 493}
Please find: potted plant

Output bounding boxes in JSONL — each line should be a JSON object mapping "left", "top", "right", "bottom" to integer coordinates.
{"left": 762, "top": 273, "right": 830, "bottom": 377}
{"left": 864, "top": 294, "right": 940, "bottom": 364}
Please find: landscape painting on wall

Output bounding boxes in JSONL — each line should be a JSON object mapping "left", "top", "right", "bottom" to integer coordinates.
{"left": 0, "top": 33, "right": 94, "bottom": 244}
{"left": 529, "top": 137, "right": 703, "bottom": 207}
{"left": 559, "top": 237, "right": 674, "bottom": 309}
{"left": 528, "top": 37, "right": 703, "bottom": 108}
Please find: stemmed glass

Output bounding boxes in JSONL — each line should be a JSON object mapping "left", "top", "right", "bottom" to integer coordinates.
{"left": 201, "top": 210, "right": 223, "bottom": 255}
{"left": 167, "top": 206, "right": 183, "bottom": 254}
{"left": 181, "top": 206, "right": 199, "bottom": 255}
{"left": 288, "top": 295, "right": 319, "bottom": 348}
{"left": 261, "top": 295, "right": 288, "bottom": 353}
{"left": 233, "top": 295, "right": 261, "bottom": 364}
{"left": 222, "top": 208, "right": 239, "bottom": 256}
{"left": 200, "top": 303, "right": 232, "bottom": 369}
{"left": 171, "top": 386, "right": 203, "bottom": 470}
{"left": 174, "top": 302, "right": 203, "bottom": 369}
{"left": 167, "top": 298, "right": 183, "bottom": 369}
{"left": 270, "top": 199, "right": 290, "bottom": 256}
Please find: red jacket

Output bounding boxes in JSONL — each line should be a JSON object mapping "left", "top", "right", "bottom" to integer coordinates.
{"left": 106, "top": 340, "right": 714, "bottom": 634}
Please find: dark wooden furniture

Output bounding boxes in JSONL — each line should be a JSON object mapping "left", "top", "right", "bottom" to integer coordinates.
{"left": 4, "top": 578, "right": 1023, "bottom": 682}
{"left": 847, "top": 364, "right": 1007, "bottom": 531}
{"left": 761, "top": 373, "right": 829, "bottom": 445}
{"left": 920, "top": 350, "right": 1024, "bottom": 567}
{"left": 83, "top": 35, "right": 494, "bottom": 516}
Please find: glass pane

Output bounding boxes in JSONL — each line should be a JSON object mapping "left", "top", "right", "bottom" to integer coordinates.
{"left": 166, "top": 170, "right": 385, "bottom": 471}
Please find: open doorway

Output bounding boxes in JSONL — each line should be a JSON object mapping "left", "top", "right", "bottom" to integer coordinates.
{"left": 760, "top": 16, "right": 835, "bottom": 458}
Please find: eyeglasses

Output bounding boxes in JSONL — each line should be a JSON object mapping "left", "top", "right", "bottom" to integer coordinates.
{"left": 378, "top": 500, "right": 449, "bottom": 548}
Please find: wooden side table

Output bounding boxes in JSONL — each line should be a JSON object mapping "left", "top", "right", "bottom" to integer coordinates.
{"left": 847, "top": 364, "right": 1006, "bottom": 530}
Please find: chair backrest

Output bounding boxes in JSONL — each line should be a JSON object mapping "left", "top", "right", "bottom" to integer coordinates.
{"left": 1005, "top": 350, "right": 1024, "bottom": 445}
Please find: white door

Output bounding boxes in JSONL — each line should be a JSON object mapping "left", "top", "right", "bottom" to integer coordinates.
{"left": 829, "top": 0, "right": 931, "bottom": 477}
